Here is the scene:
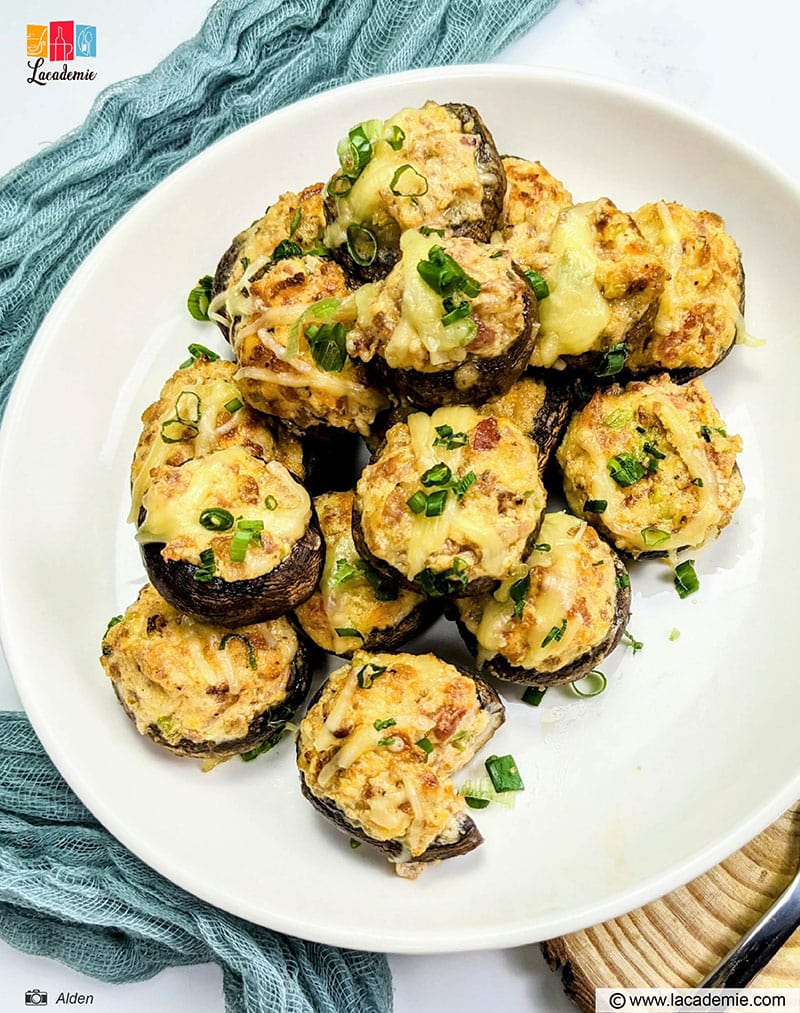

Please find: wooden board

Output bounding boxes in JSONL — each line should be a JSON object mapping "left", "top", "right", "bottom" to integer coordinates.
{"left": 542, "top": 802, "right": 800, "bottom": 1008}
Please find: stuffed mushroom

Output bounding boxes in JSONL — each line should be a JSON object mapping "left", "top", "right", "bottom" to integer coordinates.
{"left": 296, "top": 650, "right": 505, "bottom": 876}
{"left": 294, "top": 491, "right": 438, "bottom": 657}
{"left": 627, "top": 201, "right": 745, "bottom": 379}
{"left": 556, "top": 374, "right": 744, "bottom": 557}
{"left": 528, "top": 198, "right": 665, "bottom": 372}
{"left": 323, "top": 101, "right": 506, "bottom": 281}
{"left": 499, "top": 156, "right": 573, "bottom": 270}
{"left": 455, "top": 512, "right": 631, "bottom": 686}
{"left": 353, "top": 406, "right": 547, "bottom": 597}
{"left": 129, "top": 356, "right": 304, "bottom": 525}
{"left": 101, "top": 583, "right": 311, "bottom": 759}
{"left": 347, "top": 231, "right": 537, "bottom": 408}
{"left": 137, "top": 446, "right": 323, "bottom": 625}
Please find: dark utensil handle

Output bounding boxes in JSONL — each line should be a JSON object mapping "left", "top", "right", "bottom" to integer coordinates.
{"left": 700, "top": 869, "right": 800, "bottom": 987}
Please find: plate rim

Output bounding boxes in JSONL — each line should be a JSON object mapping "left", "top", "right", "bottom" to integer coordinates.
{"left": 1, "top": 63, "right": 799, "bottom": 953}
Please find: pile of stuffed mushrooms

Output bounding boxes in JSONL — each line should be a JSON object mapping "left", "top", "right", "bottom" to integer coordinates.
{"left": 101, "top": 100, "right": 747, "bottom": 877}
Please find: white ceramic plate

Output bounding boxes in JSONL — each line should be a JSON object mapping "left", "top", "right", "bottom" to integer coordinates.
{"left": 1, "top": 66, "right": 799, "bottom": 953}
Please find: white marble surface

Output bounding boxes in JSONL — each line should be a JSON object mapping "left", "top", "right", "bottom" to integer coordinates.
{"left": 0, "top": 0, "right": 798, "bottom": 1009}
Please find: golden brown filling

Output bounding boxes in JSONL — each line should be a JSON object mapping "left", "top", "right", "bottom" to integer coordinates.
{"left": 499, "top": 156, "right": 573, "bottom": 270}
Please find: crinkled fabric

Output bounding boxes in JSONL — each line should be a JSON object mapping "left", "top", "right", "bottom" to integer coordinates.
{"left": 0, "top": 0, "right": 558, "bottom": 1009}
{"left": 0, "top": 712, "right": 390, "bottom": 1012}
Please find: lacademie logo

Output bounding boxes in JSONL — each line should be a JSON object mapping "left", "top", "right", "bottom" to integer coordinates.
{"left": 26, "top": 21, "right": 98, "bottom": 85}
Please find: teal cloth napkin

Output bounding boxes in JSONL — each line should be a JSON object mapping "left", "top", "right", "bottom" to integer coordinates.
{"left": 0, "top": 0, "right": 558, "bottom": 1009}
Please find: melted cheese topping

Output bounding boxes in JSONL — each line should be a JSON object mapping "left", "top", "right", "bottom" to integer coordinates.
{"left": 457, "top": 512, "right": 620, "bottom": 673}
{"left": 356, "top": 407, "right": 545, "bottom": 584}
{"left": 628, "top": 201, "right": 744, "bottom": 371}
{"left": 231, "top": 256, "right": 388, "bottom": 434}
{"left": 138, "top": 447, "right": 311, "bottom": 582}
{"left": 556, "top": 375, "right": 744, "bottom": 556}
{"left": 347, "top": 232, "right": 529, "bottom": 372}
{"left": 531, "top": 199, "right": 664, "bottom": 368}
{"left": 297, "top": 651, "right": 501, "bottom": 858}
{"left": 101, "top": 584, "right": 300, "bottom": 751}
{"left": 293, "top": 491, "right": 426, "bottom": 654}
{"left": 324, "top": 102, "right": 494, "bottom": 247}
{"left": 129, "top": 359, "right": 303, "bottom": 524}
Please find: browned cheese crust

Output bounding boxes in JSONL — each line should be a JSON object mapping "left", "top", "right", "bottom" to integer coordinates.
{"left": 101, "top": 583, "right": 311, "bottom": 758}
{"left": 499, "top": 156, "right": 573, "bottom": 269}
{"left": 556, "top": 374, "right": 744, "bottom": 557}
{"left": 628, "top": 201, "right": 745, "bottom": 377}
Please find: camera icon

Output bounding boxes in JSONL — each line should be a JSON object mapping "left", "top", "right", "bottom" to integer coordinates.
{"left": 25, "top": 989, "right": 48, "bottom": 1006}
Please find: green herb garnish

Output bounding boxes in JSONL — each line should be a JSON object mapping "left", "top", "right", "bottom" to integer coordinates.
{"left": 570, "top": 671, "right": 607, "bottom": 698}
{"left": 421, "top": 462, "right": 452, "bottom": 487}
{"left": 194, "top": 548, "right": 216, "bottom": 582}
{"left": 510, "top": 573, "right": 530, "bottom": 619}
{"left": 608, "top": 452, "right": 647, "bottom": 487}
{"left": 356, "top": 662, "right": 387, "bottom": 688}
{"left": 219, "top": 632, "right": 257, "bottom": 670}
{"left": 674, "top": 559, "right": 700, "bottom": 599}
{"left": 641, "top": 526, "right": 670, "bottom": 548}
{"left": 541, "top": 618, "right": 567, "bottom": 648}
{"left": 622, "top": 629, "right": 643, "bottom": 654}
{"left": 305, "top": 322, "right": 348, "bottom": 373}
{"left": 199, "top": 508, "right": 234, "bottom": 532}
{"left": 346, "top": 223, "right": 378, "bottom": 267}
{"left": 187, "top": 275, "right": 214, "bottom": 321}
{"left": 596, "top": 342, "right": 629, "bottom": 378}
{"left": 523, "top": 270, "right": 549, "bottom": 300}
{"left": 224, "top": 397, "right": 243, "bottom": 414}
{"left": 335, "top": 627, "right": 364, "bottom": 641}
{"left": 389, "top": 164, "right": 428, "bottom": 197}
{"left": 417, "top": 245, "right": 481, "bottom": 298}
{"left": 583, "top": 499, "right": 607, "bottom": 513}
{"left": 374, "top": 718, "right": 396, "bottom": 731}
{"left": 432, "top": 424, "right": 468, "bottom": 450}
{"left": 485, "top": 754, "right": 524, "bottom": 793}
{"left": 414, "top": 558, "right": 468, "bottom": 597}
{"left": 522, "top": 686, "right": 547, "bottom": 707}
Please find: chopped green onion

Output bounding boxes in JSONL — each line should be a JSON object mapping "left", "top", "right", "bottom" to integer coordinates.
{"left": 596, "top": 342, "right": 629, "bottom": 378}
{"left": 583, "top": 499, "right": 607, "bottom": 513}
{"left": 417, "top": 245, "right": 481, "bottom": 298}
{"left": 335, "top": 627, "right": 364, "bottom": 641}
{"left": 346, "top": 224, "right": 378, "bottom": 267}
{"left": 199, "top": 508, "right": 234, "bottom": 532}
{"left": 523, "top": 270, "right": 549, "bottom": 300}
{"left": 194, "top": 548, "right": 216, "bottom": 582}
{"left": 237, "top": 519, "right": 264, "bottom": 532}
{"left": 406, "top": 491, "right": 427, "bottom": 514}
{"left": 305, "top": 321, "right": 348, "bottom": 373}
{"left": 331, "top": 559, "right": 361, "bottom": 584}
{"left": 419, "top": 225, "right": 444, "bottom": 237}
{"left": 414, "top": 558, "right": 468, "bottom": 597}
{"left": 327, "top": 175, "right": 353, "bottom": 198}
{"left": 699, "top": 425, "right": 712, "bottom": 442}
{"left": 459, "top": 777, "right": 517, "bottom": 809}
{"left": 264, "top": 495, "right": 278, "bottom": 511}
{"left": 424, "top": 489, "right": 448, "bottom": 516}
{"left": 289, "top": 208, "right": 302, "bottom": 237}
{"left": 464, "top": 796, "right": 490, "bottom": 809}
{"left": 187, "top": 276, "right": 214, "bottom": 321}
{"left": 377, "top": 737, "right": 396, "bottom": 747}
{"left": 219, "top": 632, "right": 257, "bottom": 670}
{"left": 416, "top": 737, "right": 434, "bottom": 758}
{"left": 160, "top": 419, "right": 199, "bottom": 444}
{"left": 608, "top": 452, "right": 647, "bottom": 487}
{"left": 356, "top": 662, "right": 387, "bottom": 688}
{"left": 489, "top": 250, "right": 504, "bottom": 259}
{"left": 616, "top": 571, "right": 631, "bottom": 590}
{"left": 104, "top": 615, "right": 123, "bottom": 636}
{"left": 643, "top": 441, "right": 666, "bottom": 461}
{"left": 389, "top": 164, "right": 428, "bottom": 198}
{"left": 603, "top": 408, "right": 633, "bottom": 429}
{"left": 691, "top": 477, "right": 704, "bottom": 487}
{"left": 240, "top": 727, "right": 285, "bottom": 761}
{"left": 669, "top": 627, "right": 681, "bottom": 641}
{"left": 385, "top": 125, "right": 405, "bottom": 150}
{"left": 175, "top": 390, "right": 201, "bottom": 424}
{"left": 451, "top": 470, "right": 476, "bottom": 501}
{"left": 441, "top": 298, "right": 472, "bottom": 326}
{"left": 305, "top": 241, "right": 331, "bottom": 258}
{"left": 185, "top": 342, "right": 220, "bottom": 363}
{"left": 532, "top": 542, "right": 551, "bottom": 553}
{"left": 522, "top": 686, "right": 547, "bottom": 706}
{"left": 541, "top": 618, "right": 567, "bottom": 648}
{"left": 433, "top": 424, "right": 468, "bottom": 450}
{"left": 449, "top": 730, "right": 469, "bottom": 751}
{"left": 271, "top": 239, "right": 303, "bottom": 261}
{"left": 230, "top": 520, "right": 262, "bottom": 562}
{"left": 286, "top": 297, "right": 341, "bottom": 359}
{"left": 571, "top": 670, "right": 607, "bottom": 698}
{"left": 240, "top": 257, "right": 250, "bottom": 270}
{"left": 350, "top": 838, "right": 362, "bottom": 849}
{"left": 641, "top": 526, "right": 670, "bottom": 548}
{"left": 674, "top": 559, "right": 700, "bottom": 599}
{"left": 510, "top": 573, "right": 530, "bottom": 619}
{"left": 374, "top": 718, "right": 396, "bottom": 731}
{"left": 224, "top": 397, "right": 243, "bottom": 414}
{"left": 485, "top": 754, "right": 524, "bottom": 793}
{"left": 421, "top": 463, "right": 452, "bottom": 487}
{"left": 337, "top": 125, "right": 373, "bottom": 176}
{"left": 622, "top": 629, "right": 643, "bottom": 654}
